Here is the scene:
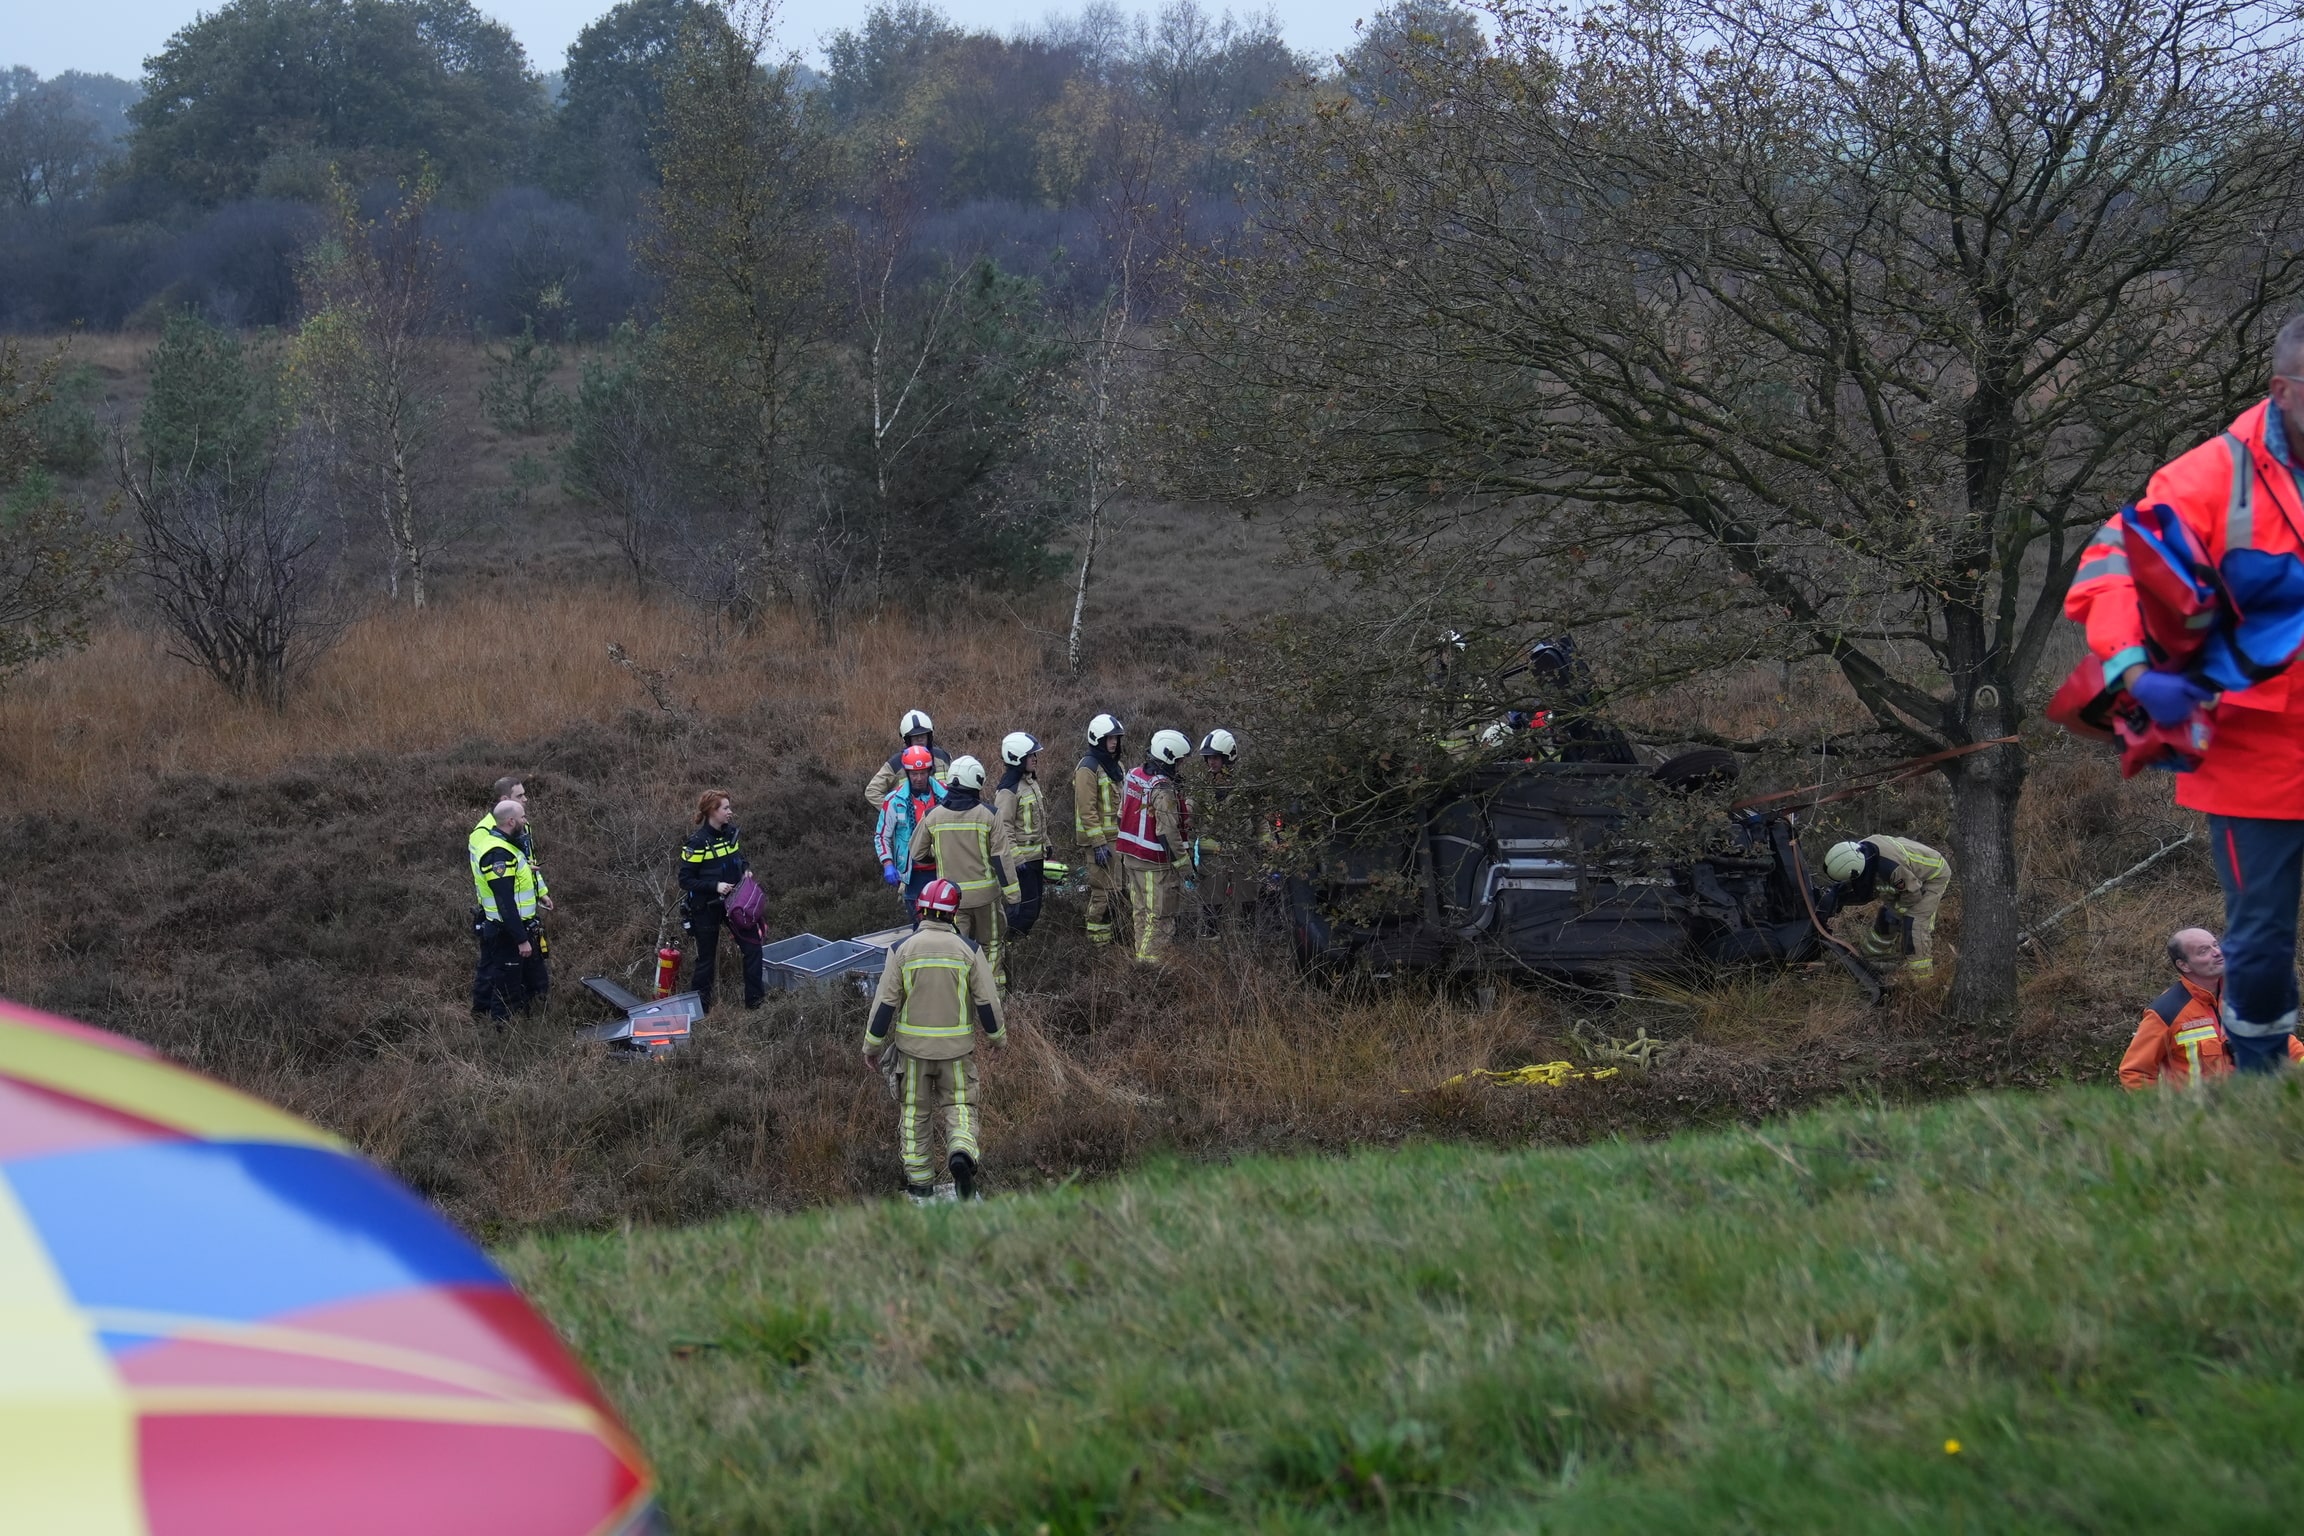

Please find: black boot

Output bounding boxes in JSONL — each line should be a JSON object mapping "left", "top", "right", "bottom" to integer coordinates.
{"left": 949, "top": 1151, "right": 978, "bottom": 1202}
{"left": 904, "top": 1182, "right": 936, "bottom": 1206}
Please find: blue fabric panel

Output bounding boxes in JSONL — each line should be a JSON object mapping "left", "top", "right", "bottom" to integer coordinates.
{"left": 4, "top": 1140, "right": 503, "bottom": 1320}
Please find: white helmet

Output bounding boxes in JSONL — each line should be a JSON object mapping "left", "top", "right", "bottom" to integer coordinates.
{"left": 1199, "top": 728, "right": 1238, "bottom": 760}
{"left": 1001, "top": 731, "right": 1041, "bottom": 766}
{"left": 948, "top": 754, "right": 987, "bottom": 790}
{"left": 1479, "top": 719, "right": 1511, "bottom": 748}
{"left": 1149, "top": 728, "right": 1190, "bottom": 765}
{"left": 898, "top": 708, "right": 934, "bottom": 738}
{"left": 1823, "top": 841, "right": 1868, "bottom": 881}
{"left": 1087, "top": 712, "right": 1125, "bottom": 745}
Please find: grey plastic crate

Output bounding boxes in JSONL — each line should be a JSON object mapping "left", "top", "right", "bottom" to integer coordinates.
{"left": 780, "top": 938, "right": 879, "bottom": 985}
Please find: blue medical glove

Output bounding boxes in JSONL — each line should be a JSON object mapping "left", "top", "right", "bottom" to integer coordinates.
{"left": 882, "top": 861, "right": 901, "bottom": 886}
{"left": 2129, "top": 669, "right": 2215, "bottom": 727}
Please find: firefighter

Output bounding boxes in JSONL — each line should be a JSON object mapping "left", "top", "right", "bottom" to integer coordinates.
{"left": 1074, "top": 713, "right": 1129, "bottom": 946}
{"left": 479, "top": 774, "right": 553, "bottom": 1002}
{"left": 1190, "top": 728, "right": 1248, "bottom": 936}
{"left": 910, "top": 755, "right": 1022, "bottom": 989}
{"left": 468, "top": 799, "right": 542, "bottom": 1024}
{"left": 863, "top": 709, "right": 953, "bottom": 807}
{"left": 1823, "top": 835, "right": 1952, "bottom": 980}
{"left": 1117, "top": 729, "right": 1193, "bottom": 965}
{"left": 2065, "top": 316, "right": 2304, "bottom": 1071}
{"left": 995, "top": 731, "right": 1049, "bottom": 949}
{"left": 862, "top": 877, "right": 1005, "bottom": 1203}
{"left": 677, "top": 789, "right": 764, "bottom": 1012}
{"left": 2120, "top": 928, "right": 2304, "bottom": 1089}
{"left": 876, "top": 745, "right": 949, "bottom": 915}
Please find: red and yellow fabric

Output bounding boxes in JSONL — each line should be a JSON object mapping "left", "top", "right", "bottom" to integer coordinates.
{"left": 0, "top": 997, "right": 657, "bottom": 1536}
{"left": 2117, "top": 976, "right": 2304, "bottom": 1089}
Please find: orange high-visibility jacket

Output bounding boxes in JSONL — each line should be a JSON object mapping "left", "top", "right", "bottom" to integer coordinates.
{"left": 2119, "top": 974, "right": 2304, "bottom": 1089}
{"left": 2066, "top": 399, "right": 2304, "bottom": 817}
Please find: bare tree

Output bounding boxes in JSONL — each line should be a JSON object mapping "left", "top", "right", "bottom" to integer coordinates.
{"left": 1169, "top": 0, "right": 2304, "bottom": 1018}
{"left": 116, "top": 427, "right": 347, "bottom": 708}
{"left": 294, "top": 168, "right": 465, "bottom": 609}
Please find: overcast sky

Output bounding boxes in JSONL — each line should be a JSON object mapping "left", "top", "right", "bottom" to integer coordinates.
{"left": 8, "top": 0, "right": 1373, "bottom": 82}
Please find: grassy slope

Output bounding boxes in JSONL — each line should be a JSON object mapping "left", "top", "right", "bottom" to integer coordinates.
{"left": 507, "top": 1079, "right": 2304, "bottom": 1534}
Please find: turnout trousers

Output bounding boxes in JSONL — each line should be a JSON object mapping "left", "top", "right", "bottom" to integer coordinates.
{"left": 898, "top": 1051, "right": 981, "bottom": 1187}
{"left": 1124, "top": 854, "right": 1183, "bottom": 965}
{"left": 2208, "top": 814, "right": 2304, "bottom": 1072}
{"left": 687, "top": 905, "right": 765, "bottom": 1012}
{"left": 953, "top": 900, "right": 1005, "bottom": 993}
{"left": 1197, "top": 853, "right": 1252, "bottom": 937}
{"left": 1084, "top": 849, "right": 1128, "bottom": 945}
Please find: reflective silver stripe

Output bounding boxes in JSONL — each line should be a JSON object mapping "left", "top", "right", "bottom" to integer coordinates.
{"left": 2223, "top": 432, "right": 2254, "bottom": 553}
{"left": 2075, "top": 554, "right": 2130, "bottom": 581}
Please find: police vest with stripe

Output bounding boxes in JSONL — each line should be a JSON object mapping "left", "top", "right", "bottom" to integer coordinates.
{"left": 1115, "top": 766, "right": 1173, "bottom": 862}
{"left": 468, "top": 823, "right": 540, "bottom": 923}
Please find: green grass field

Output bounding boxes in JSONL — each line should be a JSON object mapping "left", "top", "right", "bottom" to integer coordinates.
{"left": 506, "top": 1078, "right": 2304, "bottom": 1533}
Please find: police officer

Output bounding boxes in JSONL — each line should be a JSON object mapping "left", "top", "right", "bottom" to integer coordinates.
{"left": 1823, "top": 835, "right": 1952, "bottom": 981}
{"left": 909, "top": 755, "right": 1022, "bottom": 988}
{"left": 679, "top": 788, "right": 765, "bottom": 1012}
{"left": 469, "top": 798, "right": 542, "bottom": 1023}
{"left": 995, "top": 732, "right": 1049, "bottom": 948}
{"left": 863, "top": 878, "right": 1005, "bottom": 1203}
{"left": 1116, "top": 730, "right": 1192, "bottom": 965}
{"left": 1074, "top": 713, "right": 1128, "bottom": 946}
{"left": 480, "top": 775, "right": 553, "bottom": 1002}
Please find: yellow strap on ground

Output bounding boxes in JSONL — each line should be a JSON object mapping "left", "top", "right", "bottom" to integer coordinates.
{"left": 0, "top": 1009, "right": 339, "bottom": 1150}
{"left": 1415, "top": 1061, "right": 1621, "bottom": 1093}
{"left": 0, "top": 1174, "right": 149, "bottom": 1536}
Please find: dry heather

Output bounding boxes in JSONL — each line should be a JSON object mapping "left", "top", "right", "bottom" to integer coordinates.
{"left": 0, "top": 584, "right": 2216, "bottom": 1239}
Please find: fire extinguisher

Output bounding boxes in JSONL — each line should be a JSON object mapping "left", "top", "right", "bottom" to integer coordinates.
{"left": 654, "top": 945, "right": 681, "bottom": 998}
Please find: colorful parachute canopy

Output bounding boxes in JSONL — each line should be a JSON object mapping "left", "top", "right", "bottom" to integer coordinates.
{"left": 0, "top": 998, "right": 658, "bottom": 1536}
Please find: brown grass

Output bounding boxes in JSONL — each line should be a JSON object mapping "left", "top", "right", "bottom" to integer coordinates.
{"left": 0, "top": 593, "right": 1084, "bottom": 809}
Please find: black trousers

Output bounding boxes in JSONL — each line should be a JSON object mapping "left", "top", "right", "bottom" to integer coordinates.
{"left": 1006, "top": 860, "right": 1045, "bottom": 938}
{"left": 471, "top": 924, "right": 531, "bottom": 1020}
{"left": 688, "top": 904, "right": 765, "bottom": 1011}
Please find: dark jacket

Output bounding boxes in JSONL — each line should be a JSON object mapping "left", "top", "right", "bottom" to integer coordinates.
{"left": 680, "top": 821, "right": 750, "bottom": 911}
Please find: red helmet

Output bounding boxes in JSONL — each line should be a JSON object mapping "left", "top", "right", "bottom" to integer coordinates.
{"left": 917, "top": 878, "right": 962, "bottom": 914}
{"left": 900, "top": 745, "right": 934, "bottom": 772}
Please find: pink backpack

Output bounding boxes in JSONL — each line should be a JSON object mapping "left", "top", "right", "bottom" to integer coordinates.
{"left": 725, "top": 872, "right": 767, "bottom": 943}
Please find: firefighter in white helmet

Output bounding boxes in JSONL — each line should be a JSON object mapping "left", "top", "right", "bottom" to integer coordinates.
{"left": 909, "top": 755, "right": 1022, "bottom": 989}
{"left": 863, "top": 708, "right": 953, "bottom": 808}
{"left": 1074, "top": 713, "right": 1130, "bottom": 946}
{"left": 1189, "top": 729, "right": 1249, "bottom": 936}
{"left": 995, "top": 732, "right": 1049, "bottom": 977}
{"left": 1823, "top": 835, "right": 1952, "bottom": 980}
{"left": 1117, "top": 729, "right": 1193, "bottom": 964}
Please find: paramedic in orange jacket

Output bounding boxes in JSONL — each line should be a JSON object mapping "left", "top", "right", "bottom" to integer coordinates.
{"left": 2119, "top": 929, "right": 2304, "bottom": 1089}
{"left": 2066, "top": 317, "right": 2304, "bottom": 1072}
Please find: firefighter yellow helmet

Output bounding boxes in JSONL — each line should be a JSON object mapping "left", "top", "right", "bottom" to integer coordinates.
{"left": 1823, "top": 841, "right": 1868, "bottom": 881}
{"left": 948, "top": 755, "right": 987, "bottom": 790}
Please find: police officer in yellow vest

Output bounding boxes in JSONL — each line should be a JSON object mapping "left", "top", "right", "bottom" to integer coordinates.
{"left": 1118, "top": 730, "right": 1192, "bottom": 965}
{"left": 477, "top": 775, "right": 552, "bottom": 1002}
{"left": 909, "top": 755, "right": 1022, "bottom": 989}
{"left": 1824, "top": 835, "right": 1952, "bottom": 979}
{"left": 995, "top": 731, "right": 1049, "bottom": 957}
{"left": 1074, "top": 713, "right": 1129, "bottom": 946}
{"left": 468, "top": 798, "right": 543, "bottom": 1022}
{"left": 863, "top": 878, "right": 1005, "bottom": 1203}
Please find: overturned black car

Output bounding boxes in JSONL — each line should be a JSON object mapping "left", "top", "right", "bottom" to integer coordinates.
{"left": 1282, "top": 638, "right": 1871, "bottom": 993}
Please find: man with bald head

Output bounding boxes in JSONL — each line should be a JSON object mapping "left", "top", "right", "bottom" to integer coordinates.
{"left": 468, "top": 798, "right": 545, "bottom": 1025}
{"left": 2120, "top": 929, "right": 2303, "bottom": 1089}
{"left": 2068, "top": 314, "right": 2304, "bottom": 1072}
